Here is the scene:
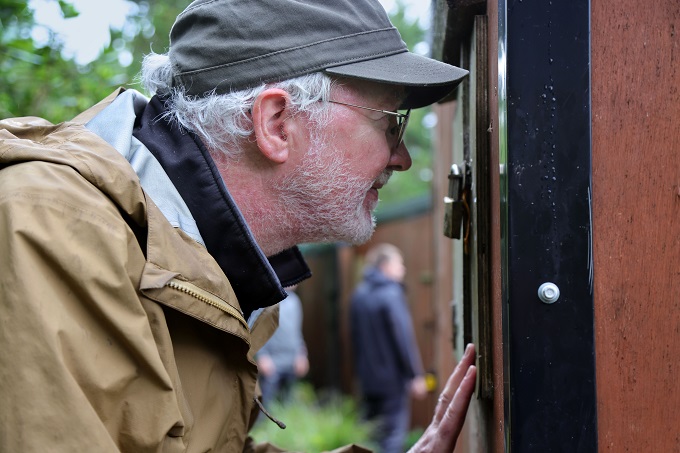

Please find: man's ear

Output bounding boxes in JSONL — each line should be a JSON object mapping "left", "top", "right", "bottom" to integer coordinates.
{"left": 251, "top": 88, "right": 291, "bottom": 164}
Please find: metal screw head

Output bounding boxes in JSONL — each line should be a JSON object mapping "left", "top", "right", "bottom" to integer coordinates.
{"left": 538, "top": 282, "right": 560, "bottom": 304}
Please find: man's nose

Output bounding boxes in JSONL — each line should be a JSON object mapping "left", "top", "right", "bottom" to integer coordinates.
{"left": 389, "top": 141, "right": 412, "bottom": 172}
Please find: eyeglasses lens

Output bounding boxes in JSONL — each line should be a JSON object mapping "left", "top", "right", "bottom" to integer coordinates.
{"left": 397, "top": 110, "right": 411, "bottom": 147}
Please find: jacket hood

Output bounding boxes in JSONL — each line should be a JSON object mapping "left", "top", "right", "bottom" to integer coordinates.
{"left": 0, "top": 97, "right": 147, "bottom": 231}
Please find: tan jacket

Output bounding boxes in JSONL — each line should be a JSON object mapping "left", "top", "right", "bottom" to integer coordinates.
{"left": 0, "top": 92, "right": 365, "bottom": 453}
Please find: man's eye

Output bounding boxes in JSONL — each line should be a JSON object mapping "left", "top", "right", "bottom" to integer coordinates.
{"left": 388, "top": 125, "right": 399, "bottom": 136}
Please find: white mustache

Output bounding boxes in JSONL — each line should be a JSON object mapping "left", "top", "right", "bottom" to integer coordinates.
{"left": 375, "top": 169, "right": 393, "bottom": 187}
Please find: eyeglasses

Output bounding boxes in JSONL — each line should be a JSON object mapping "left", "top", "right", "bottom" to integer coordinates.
{"left": 327, "top": 100, "right": 411, "bottom": 148}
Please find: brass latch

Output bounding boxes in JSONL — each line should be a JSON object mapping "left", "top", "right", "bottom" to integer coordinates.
{"left": 443, "top": 164, "right": 471, "bottom": 251}
{"left": 443, "top": 164, "right": 464, "bottom": 239}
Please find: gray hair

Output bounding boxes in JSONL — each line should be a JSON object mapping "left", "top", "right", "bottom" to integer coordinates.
{"left": 139, "top": 52, "right": 335, "bottom": 157}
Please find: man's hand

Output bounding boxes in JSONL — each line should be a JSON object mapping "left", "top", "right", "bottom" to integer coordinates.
{"left": 410, "top": 376, "right": 428, "bottom": 400}
{"left": 294, "top": 355, "right": 309, "bottom": 377}
{"left": 256, "top": 355, "right": 276, "bottom": 377}
{"left": 408, "top": 343, "right": 477, "bottom": 453}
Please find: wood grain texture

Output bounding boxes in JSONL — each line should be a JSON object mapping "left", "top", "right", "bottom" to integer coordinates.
{"left": 485, "top": 1, "right": 506, "bottom": 451}
{"left": 591, "top": 1, "right": 680, "bottom": 451}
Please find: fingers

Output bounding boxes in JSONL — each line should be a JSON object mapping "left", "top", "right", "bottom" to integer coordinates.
{"left": 441, "top": 365, "right": 476, "bottom": 433}
{"left": 434, "top": 343, "right": 476, "bottom": 423}
{"left": 429, "top": 365, "right": 476, "bottom": 452}
{"left": 408, "top": 361, "right": 477, "bottom": 453}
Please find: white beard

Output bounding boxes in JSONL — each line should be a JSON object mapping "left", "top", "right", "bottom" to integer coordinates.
{"left": 276, "top": 132, "right": 392, "bottom": 245}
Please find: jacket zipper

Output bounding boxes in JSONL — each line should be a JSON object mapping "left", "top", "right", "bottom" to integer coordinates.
{"left": 167, "top": 279, "right": 285, "bottom": 429}
{"left": 166, "top": 278, "right": 247, "bottom": 329}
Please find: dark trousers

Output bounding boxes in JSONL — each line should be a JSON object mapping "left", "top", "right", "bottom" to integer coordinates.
{"left": 363, "top": 391, "right": 410, "bottom": 453}
{"left": 259, "top": 369, "right": 296, "bottom": 405}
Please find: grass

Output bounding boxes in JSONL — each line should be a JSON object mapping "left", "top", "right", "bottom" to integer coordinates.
{"left": 250, "top": 382, "right": 378, "bottom": 452}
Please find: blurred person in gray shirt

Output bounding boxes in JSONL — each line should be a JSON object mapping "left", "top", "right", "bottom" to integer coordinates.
{"left": 254, "top": 285, "right": 309, "bottom": 404}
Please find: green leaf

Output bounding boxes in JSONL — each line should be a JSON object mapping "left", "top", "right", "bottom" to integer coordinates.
{"left": 58, "top": 0, "right": 80, "bottom": 19}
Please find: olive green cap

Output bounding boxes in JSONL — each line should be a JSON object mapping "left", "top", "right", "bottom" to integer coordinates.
{"left": 169, "top": 0, "right": 468, "bottom": 109}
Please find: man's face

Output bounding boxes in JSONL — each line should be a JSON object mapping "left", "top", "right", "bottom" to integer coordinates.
{"left": 381, "top": 253, "right": 406, "bottom": 283}
{"left": 279, "top": 81, "right": 412, "bottom": 245}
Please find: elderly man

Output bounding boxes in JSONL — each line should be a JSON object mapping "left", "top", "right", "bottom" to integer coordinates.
{"left": 0, "top": 0, "right": 476, "bottom": 452}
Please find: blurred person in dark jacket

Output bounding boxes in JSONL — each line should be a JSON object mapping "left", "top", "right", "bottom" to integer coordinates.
{"left": 350, "top": 243, "right": 428, "bottom": 453}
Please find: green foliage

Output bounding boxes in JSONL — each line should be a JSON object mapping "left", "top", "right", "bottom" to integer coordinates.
{"left": 0, "top": 0, "right": 130, "bottom": 121}
{"left": 124, "top": 0, "right": 190, "bottom": 87}
{"left": 378, "top": 0, "right": 435, "bottom": 208}
{"left": 404, "top": 427, "right": 425, "bottom": 451}
{"left": 250, "top": 383, "right": 377, "bottom": 453}
{"left": 56, "top": 0, "right": 77, "bottom": 18}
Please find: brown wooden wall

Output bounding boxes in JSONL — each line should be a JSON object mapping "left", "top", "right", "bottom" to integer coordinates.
{"left": 591, "top": 0, "right": 680, "bottom": 451}
{"left": 484, "top": 2, "right": 504, "bottom": 451}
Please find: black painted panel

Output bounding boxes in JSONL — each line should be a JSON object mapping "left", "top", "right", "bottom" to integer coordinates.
{"left": 504, "top": 0, "right": 598, "bottom": 451}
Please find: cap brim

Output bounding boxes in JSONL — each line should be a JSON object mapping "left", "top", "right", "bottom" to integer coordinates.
{"left": 324, "top": 51, "right": 468, "bottom": 109}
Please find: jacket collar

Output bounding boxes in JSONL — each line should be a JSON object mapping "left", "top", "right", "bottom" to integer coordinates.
{"left": 363, "top": 266, "right": 400, "bottom": 287}
{"left": 132, "top": 94, "right": 310, "bottom": 318}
